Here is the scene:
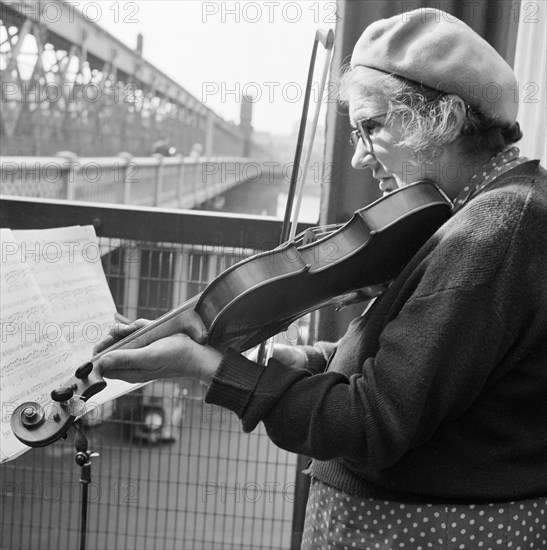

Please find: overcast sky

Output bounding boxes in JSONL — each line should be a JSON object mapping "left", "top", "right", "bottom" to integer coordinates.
{"left": 90, "top": 0, "right": 337, "bottom": 134}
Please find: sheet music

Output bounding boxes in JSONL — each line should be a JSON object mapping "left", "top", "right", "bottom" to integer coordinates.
{"left": 0, "top": 229, "right": 74, "bottom": 462}
{"left": 12, "top": 226, "right": 118, "bottom": 365}
{"left": 1, "top": 226, "right": 143, "bottom": 463}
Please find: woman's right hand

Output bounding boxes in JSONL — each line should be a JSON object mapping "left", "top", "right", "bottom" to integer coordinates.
{"left": 247, "top": 343, "right": 308, "bottom": 369}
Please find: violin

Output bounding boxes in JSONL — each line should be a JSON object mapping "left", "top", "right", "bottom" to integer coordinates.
{"left": 11, "top": 180, "right": 452, "bottom": 448}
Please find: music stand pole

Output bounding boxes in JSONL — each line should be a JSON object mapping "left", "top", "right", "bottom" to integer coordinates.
{"left": 74, "top": 419, "right": 98, "bottom": 550}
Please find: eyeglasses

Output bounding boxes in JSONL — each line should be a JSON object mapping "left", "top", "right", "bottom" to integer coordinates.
{"left": 349, "top": 114, "right": 388, "bottom": 151}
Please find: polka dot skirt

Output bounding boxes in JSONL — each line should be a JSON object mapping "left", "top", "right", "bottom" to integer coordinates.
{"left": 301, "top": 478, "right": 547, "bottom": 550}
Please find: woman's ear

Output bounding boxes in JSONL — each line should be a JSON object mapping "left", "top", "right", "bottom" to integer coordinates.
{"left": 445, "top": 94, "right": 469, "bottom": 138}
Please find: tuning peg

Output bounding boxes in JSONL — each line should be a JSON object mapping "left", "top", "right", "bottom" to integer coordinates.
{"left": 51, "top": 387, "right": 74, "bottom": 403}
{"left": 75, "top": 362, "right": 93, "bottom": 380}
{"left": 20, "top": 404, "right": 45, "bottom": 429}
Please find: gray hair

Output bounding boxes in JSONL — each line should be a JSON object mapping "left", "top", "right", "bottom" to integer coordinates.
{"left": 339, "top": 65, "right": 522, "bottom": 162}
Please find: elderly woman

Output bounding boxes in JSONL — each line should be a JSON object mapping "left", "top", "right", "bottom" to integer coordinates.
{"left": 97, "top": 9, "right": 547, "bottom": 550}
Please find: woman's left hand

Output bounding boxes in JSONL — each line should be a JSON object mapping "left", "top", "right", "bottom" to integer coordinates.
{"left": 96, "top": 333, "right": 223, "bottom": 385}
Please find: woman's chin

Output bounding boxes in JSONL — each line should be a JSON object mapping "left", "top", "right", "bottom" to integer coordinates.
{"left": 378, "top": 177, "right": 399, "bottom": 195}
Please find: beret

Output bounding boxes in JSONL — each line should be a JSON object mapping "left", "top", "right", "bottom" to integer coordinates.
{"left": 351, "top": 8, "right": 518, "bottom": 124}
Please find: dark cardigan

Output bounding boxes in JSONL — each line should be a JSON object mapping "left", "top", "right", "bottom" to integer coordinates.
{"left": 205, "top": 161, "right": 547, "bottom": 503}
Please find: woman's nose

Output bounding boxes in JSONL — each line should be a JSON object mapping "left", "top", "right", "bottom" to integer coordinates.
{"left": 351, "top": 141, "right": 377, "bottom": 170}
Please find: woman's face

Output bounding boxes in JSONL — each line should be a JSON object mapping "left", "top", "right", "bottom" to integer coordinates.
{"left": 348, "top": 90, "right": 428, "bottom": 195}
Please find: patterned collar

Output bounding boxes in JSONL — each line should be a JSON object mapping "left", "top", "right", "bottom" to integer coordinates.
{"left": 452, "top": 146, "right": 529, "bottom": 212}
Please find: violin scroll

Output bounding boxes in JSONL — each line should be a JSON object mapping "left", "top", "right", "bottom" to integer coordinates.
{"left": 10, "top": 360, "right": 106, "bottom": 448}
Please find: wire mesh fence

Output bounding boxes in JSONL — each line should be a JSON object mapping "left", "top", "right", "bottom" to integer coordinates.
{"left": 1, "top": 235, "right": 302, "bottom": 550}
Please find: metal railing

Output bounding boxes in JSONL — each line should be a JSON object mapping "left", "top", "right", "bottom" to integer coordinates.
{"left": 0, "top": 196, "right": 313, "bottom": 550}
{"left": 0, "top": 154, "right": 263, "bottom": 208}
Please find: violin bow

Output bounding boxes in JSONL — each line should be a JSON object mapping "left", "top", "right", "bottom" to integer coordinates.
{"left": 288, "top": 28, "right": 335, "bottom": 242}
{"left": 281, "top": 28, "right": 335, "bottom": 243}
{"left": 257, "top": 28, "right": 335, "bottom": 364}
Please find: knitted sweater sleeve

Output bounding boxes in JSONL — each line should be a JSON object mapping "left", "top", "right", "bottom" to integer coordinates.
{"left": 204, "top": 187, "right": 535, "bottom": 467}
{"left": 206, "top": 287, "right": 511, "bottom": 465}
